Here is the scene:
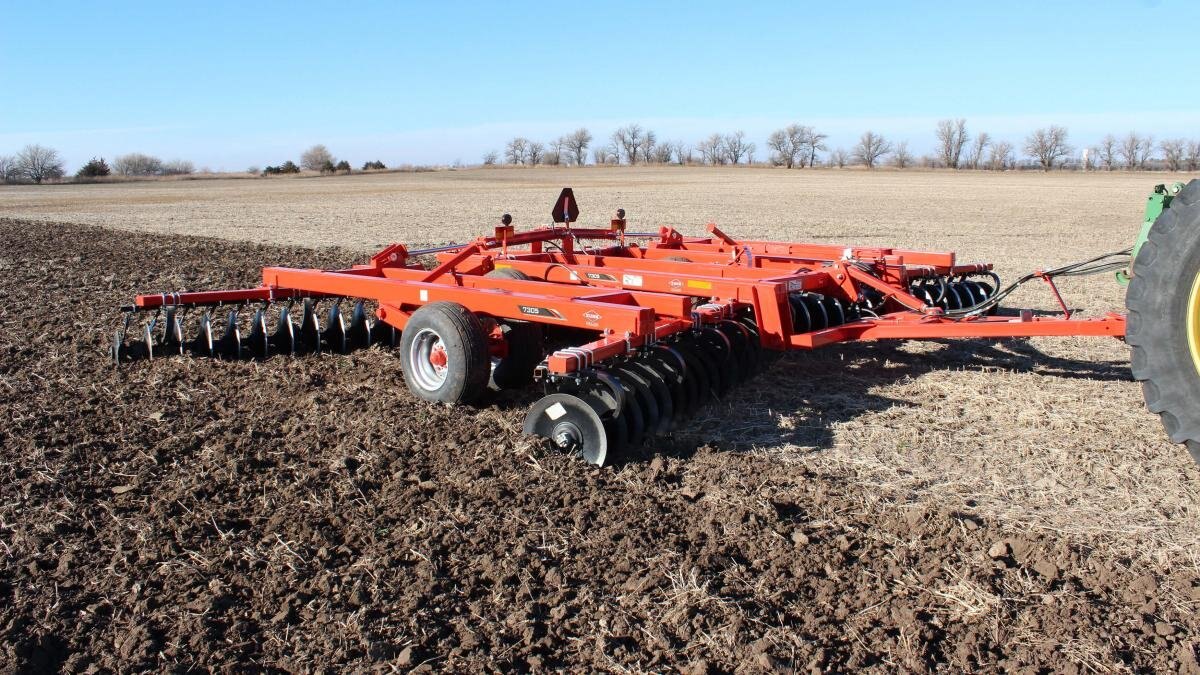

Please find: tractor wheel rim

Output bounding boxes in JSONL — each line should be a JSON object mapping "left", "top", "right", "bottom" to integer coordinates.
{"left": 1188, "top": 268, "right": 1200, "bottom": 377}
{"left": 409, "top": 328, "right": 449, "bottom": 391}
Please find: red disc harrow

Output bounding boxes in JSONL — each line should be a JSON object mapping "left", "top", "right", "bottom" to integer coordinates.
{"left": 113, "top": 188, "right": 1131, "bottom": 465}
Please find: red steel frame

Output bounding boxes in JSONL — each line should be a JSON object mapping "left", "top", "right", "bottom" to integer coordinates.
{"left": 132, "top": 220, "right": 1127, "bottom": 374}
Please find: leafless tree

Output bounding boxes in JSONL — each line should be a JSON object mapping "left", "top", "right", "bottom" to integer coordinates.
{"left": 15, "top": 144, "right": 65, "bottom": 183}
{"left": 1187, "top": 140, "right": 1200, "bottom": 171}
{"left": 505, "top": 137, "right": 529, "bottom": 165}
{"left": 1119, "top": 132, "right": 1141, "bottom": 170}
{"left": 668, "top": 141, "right": 692, "bottom": 165}
{"left": 697, "top": 134, "right": 725, "bottom": 165}
{"left": 650, "top": 143, "right": 673, "bottom": 164}
{"left": 561, "top": 128, "right": 591, "bottom": 166}
{"left": 592, "top": 146, "right": 611, "bottom": 165}
{"left": 830, "top": 147, "right": 848, "bottom": 168}
{"left": 0, "top": 154, "right": 17, "bottom": 183}
{"left": 1137, "top": 134, "right": 1155, "bottom": 169}
{"left": 852, "top": 131, "right": 892, "bottom": 168}
{"left": 722, "top": 131, "right": 752, "bottom": 165}
{"left": 525, "top": 141, "right": 545, "bottom": 165}
{"left": 1160, "top": 138, "right": 1187, "bottom": 172}
{"left": 966, "top": 132, "right": 991, "bottom": 169}
{"left": 161, "top": 159, "right": 194, "bottom": 175}
{"left": 935, "top": 118, "right": 970, "bottom": 168}
{"left": 300, "top": 145, "right": 334, "bottom": 172}
{"left": 611, "top": 124, "right": 645, "bottom": 164}
{"left": 891, "top": 141, "right": 913, "bottom": 168}
{"left": 804, "top": 128, "right": 828, "bottom": 167}
{"left": 1023, "top": 126, "right": 1071, "bottom": 171}
{"left": 114, "top": 152, "right": 163, "bottom": 176}
{"left": 1097, "top": 134, "right": 1118, "bottom": 171}
{"left": 767, "top": 124, "right": 806, "bottom": 168}
{"left": 482, "top": 150, "right": 498, "bottom": 165}
{"left": 989, "top": 140, "right": 1014, "bottom": 170}
{"left": 637, "top": 129, "right": 658, "bottom": 164}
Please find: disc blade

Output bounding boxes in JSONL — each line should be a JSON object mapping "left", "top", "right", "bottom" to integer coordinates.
{"left": 248, "top": 309, "right": 269, "bottom": 360}
{"left": 348, "top": 300, "right": 372, "bottom": 350}
{"left": 612, "top": 363, "right": 661, "bottom": 443}
{"left": 272, "top": 307, "right": 295, "bottom": 356}
{"left": 217, "top": 310, "right": 242, "bottom": 359}
{"left": 625, "top": 358, "right": 674, "bottom": 435}
{"left": 523, "top": 393, "right": 610, "bottom": 466}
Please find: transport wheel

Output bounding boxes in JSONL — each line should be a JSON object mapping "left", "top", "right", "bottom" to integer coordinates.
{"left": 490, "top": 320, "right": 544, "bottom": 389}
{"left": 400, "top": 301, "right": 490, "bottom": 405}
{"left": 1127, "top": 179, "right": 1200, "bottom": 466}
{"left": 485, "top": 268, "right": 545, "bottom": 389}
{"left": 485, "top": 267, "right": 532, "bottom": 281}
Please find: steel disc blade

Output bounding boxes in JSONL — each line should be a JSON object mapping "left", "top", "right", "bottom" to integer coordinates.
{"left": 601, "top": 371, "right": 644, "bottom": 449}
{"left": 823, "top": 297, "right": 846, "bottom": 327}
{"left": 371, "top": 320, "right": 398, "bottom": 349}
{"left": 523, "top": 393, "right": 610, "bottom": 466}
{"left": 161, "top": 308, "right": 183, "bottom": 355}
{"left": 803, "top": 294, "right": 829, "bottom": 331}
{"left": 717, "top": 320, "right": 755, "bottom": 383}
{"left": 111, "top": 328, "right": 123, "bottom": 365}
{"left": 604, "top": 411, "right": 629, "bottom": 463}
{"left": 612, "top": 363, "right": 661, "bottom": 442}
{"left": 186, "top": 311, "right": 214, "bottom": 357}
{"left": 788, "top": 294, "right": 812, "bottom": 333}
{"left": 217, "top": 310, "right": 242, "bottom": 359}
{"left": 248, "top": 309, "right": 269, "bottom": 360}
{"left": 649, "top": 345, "right": 692, "bottom": 426}
{"left": 141, "top": 322, "right": 155, "bottom": 361}
{"left": 625, "top": 358, "right": 674, "bottom": 434}
{"left": 962, "top": 280, "right": 986, "bottom": 306}
{"left": 272, "top": 307, "right": 295, "bottom": 356}
{"left": 672, "top": 339, "right": 715, "bottom": 406}
{"left": 299, "top": 299, "right": 321, "bottom": 353}
{"left": 323, "top": 303, "right": 347, "bottom": 354}
{"left": 693, "top": 330, "right": 733, "bottom": 396}
{"left": 348, "top": 300, "right": 372, "bottom": 350}
{"left": 946, "top": 283, "right": 966, "bottom": 310}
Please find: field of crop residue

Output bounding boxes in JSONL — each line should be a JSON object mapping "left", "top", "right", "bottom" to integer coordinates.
{"left": 1, "top": 167, "right": 1198, "bottom": 671}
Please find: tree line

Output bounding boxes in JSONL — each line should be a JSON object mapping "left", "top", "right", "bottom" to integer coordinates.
{"left": 0, "top": 144, "right": 199, "bottom": 184}
{"left": 487, "top": 120, "right": 1200, "bottom": 172}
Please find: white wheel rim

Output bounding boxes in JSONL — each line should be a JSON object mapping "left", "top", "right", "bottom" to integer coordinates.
{"left": 409, "top": 328, "right": 448, "bottom": 391}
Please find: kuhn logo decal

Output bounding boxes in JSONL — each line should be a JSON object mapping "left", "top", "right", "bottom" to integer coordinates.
{"left": 582, "top": 310, "right": 602, "bottom": 325}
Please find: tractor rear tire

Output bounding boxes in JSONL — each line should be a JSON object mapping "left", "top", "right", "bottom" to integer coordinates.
{"left": 1126, "top": 178, "right": 1200, "bottom": 466}
{"left": 400, "top": 302, "right": 491, "bottom": 405}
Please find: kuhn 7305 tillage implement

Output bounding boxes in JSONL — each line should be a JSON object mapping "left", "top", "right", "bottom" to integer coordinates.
{"left": 114, "top": 183, "right": 1200, "bottom": 467}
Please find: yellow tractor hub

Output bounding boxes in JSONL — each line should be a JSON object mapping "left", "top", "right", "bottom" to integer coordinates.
{"left": 1190, "top": 268, "right": 1200, "bottom": 376}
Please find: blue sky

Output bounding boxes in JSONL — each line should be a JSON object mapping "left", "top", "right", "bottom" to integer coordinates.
{"left": 2, "top": 1, "right": 1197, "bottom": 171}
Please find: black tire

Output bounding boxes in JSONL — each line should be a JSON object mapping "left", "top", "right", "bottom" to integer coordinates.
{"left": 484, "top": 268, "right": 544, "bottom": 389}
{"left": 491, "top": 321, "right": 543, "bottom": 389}
{"left": 485, "top": 267, "right": 531, "bottom": 281}
{"left": 1126, "top": 179, "right": 1200, "bottom": 466}
{"left": 400, "top": 302, "right": 490, "bottom": 405}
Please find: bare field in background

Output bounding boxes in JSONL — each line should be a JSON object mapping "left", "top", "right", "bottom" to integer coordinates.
{"left": 3, "top": 167, "right": 1199, "bottom": 667}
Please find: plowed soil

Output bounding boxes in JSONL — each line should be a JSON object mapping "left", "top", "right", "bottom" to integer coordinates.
{"left": 2, "top": 216, "right": 1199, "bottom": 672}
